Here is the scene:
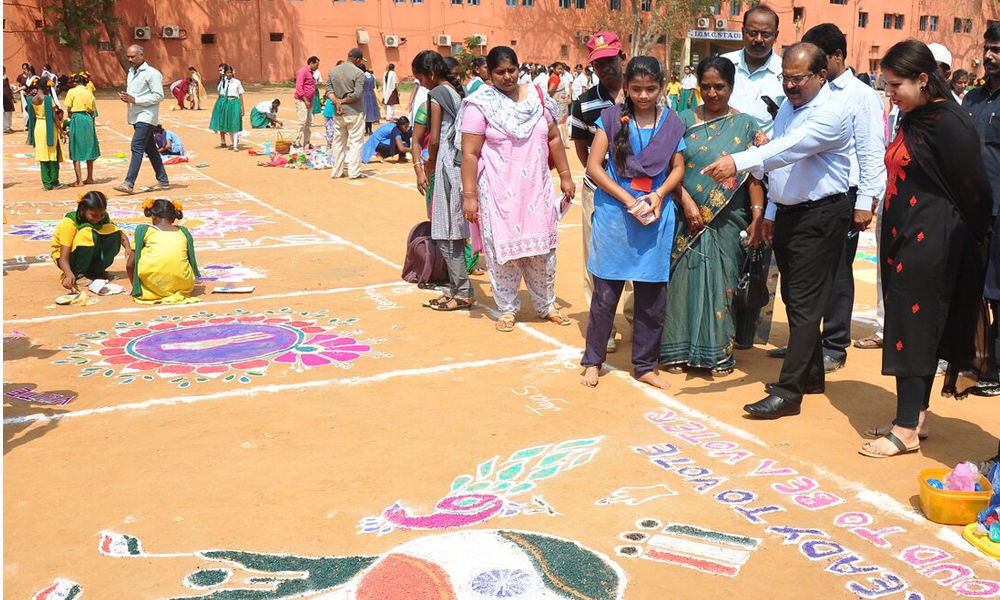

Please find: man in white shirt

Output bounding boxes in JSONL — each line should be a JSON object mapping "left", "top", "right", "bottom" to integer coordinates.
{"left": 759, "top": 24, "right": 884, "bottom": 373}
{"left": 703, "top": 43, "right": 853, "bottom": 420}
{"left": 114, "top": 45, "right": 168, "bottom": 194}
{"left": 722, "top": 4, "right": 786, "bottom": 136}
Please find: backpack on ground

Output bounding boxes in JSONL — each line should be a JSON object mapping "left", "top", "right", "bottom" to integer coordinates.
{"left": 401, "top": 221, "right": 448, "bottom": 285}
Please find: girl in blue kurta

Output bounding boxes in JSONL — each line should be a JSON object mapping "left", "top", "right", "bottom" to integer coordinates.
{"left": 581, "top": 56, "right": 686, "bottom": 389}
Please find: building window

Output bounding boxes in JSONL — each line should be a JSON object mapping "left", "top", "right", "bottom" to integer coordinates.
{"left": 523, "top": 0, "right": 534, "bottom": 5}
{"left": 989, "top": 19, "right": 1000, "bottom": 29}
{"left": 468, "top": 0, "right": 479, "bottom": 4}
{"left": 920, "top": 15, "right": 928, "bottom": 30}
{"left": 412, "top": 0, "right": 422, "bottom": 3}
{"left": 883, "top": 13, "right": 892, "bottom": 29}
{"left": 929, "top": 16, "right": 938, "bottom": 31}
{"left": 858, "top": 11, "right": 867, "bottom": 27}
{"left": 869, "top": 59, "right": 879, "bottom": 72}
{"left": 793, "top": 7, "right": 803, "bottom": 21}
{"left": 710, "top": 1, "right": 721, "bottom": 15}
{"left": 269, "top": 32, "right": 283, "bottom": 41}
{"left": 830, "top": 0, "right": 847, "bottom": 4}
{"left": 643, "top": 0, "right": 653, "bottom": 10}
{"left": 561, "top": 44, "right": 569, "bottom": 57}
{"left": 894, "top": 14, "right": 904, "bottom": 29}
{"left": 576, "top": 0, "right": 586, "bottom": 7}
{"left": 965, "top": 18, "right": 973, "bottom": 33}
{"left": 559, "top": 0, "right": 571, "bottom": 6}
{"left": 610, "top": 0, "right": 622, "bottom": 9}
{"left": 507, "top": 0, "right": 517, "bottom": 4}
{"left": 97, "top": 41, "right": 112, "bottom": 51}
{"left": 201, "top": 33, "right": 216, "bottom": 44}
{"left": 730, "top": 1, "right": 740, "bottom": 16}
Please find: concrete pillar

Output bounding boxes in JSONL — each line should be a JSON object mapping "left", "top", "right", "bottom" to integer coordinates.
{"left": 682, "top": 37, "right": 692, "bottom": 67}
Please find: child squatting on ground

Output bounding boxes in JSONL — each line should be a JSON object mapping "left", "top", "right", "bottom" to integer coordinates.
{"left": 50, "top": 191, "right": 132, "bottom": 292}
{"left": 127, "top": 198, "right": 201, "bottom": 304}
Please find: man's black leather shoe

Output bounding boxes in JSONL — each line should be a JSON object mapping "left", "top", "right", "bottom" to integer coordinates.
{"left": 765, "top": 382, "right": 824, "bottom": 395}
{"left": 744, "top": 395, "right": 802, "bottom": 419}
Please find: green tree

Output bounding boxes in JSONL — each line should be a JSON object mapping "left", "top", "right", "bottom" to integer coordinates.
{"left": 42, "top": 0, "right": 129, "bottom": 73}
{"left": 454, "top": 36, "right": 487, "bottom": 80}
{"left": 595, "top": 0, "right": 715, "bottom": 69}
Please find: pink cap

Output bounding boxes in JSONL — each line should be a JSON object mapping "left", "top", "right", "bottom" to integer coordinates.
{"left": 587, "top": 31, "right": 623, "bottom": 63}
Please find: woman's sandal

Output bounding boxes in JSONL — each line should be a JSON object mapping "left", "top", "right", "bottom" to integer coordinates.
{"left": 496, "top": 313, "right": 516, "bottom": 332}
{"left": 858, "top": 432, "right": 920, "bottom": 458}
{"left": 422, "top": 295, "right": 451, "bottom": 308}
{"left": 544, "top": 310, "right": 572, "bottom": 326}
{"left": 853, "top": 334, "right": 883, "bottom": 349}
{"left": 863, "top": 424, "right": 928, "bottom": 441}
{"left": 711, "top": 366, "right": 735, "bottom": 377}
{"left": 430, "top": 297, "right": 474, "bottom": 312}
{"left": 665, "top": 364, "right": 685, "bottom": 374}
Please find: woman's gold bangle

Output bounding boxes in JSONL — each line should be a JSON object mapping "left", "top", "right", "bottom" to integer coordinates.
{"left": 558, "top": 169, "right": 571, "bottom": 175}
{"left": 751, "top": 205, "right": 764, "bottom": 210}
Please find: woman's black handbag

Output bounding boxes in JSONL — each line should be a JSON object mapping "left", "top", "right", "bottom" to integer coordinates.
{"left": 735, "top": 247, "right": 770, "bottom": 310}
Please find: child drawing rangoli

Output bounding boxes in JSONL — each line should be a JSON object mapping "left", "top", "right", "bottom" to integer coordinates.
{"left": 52, "top": 308, "right": 383, "bottom": 387}
{"left": 5, "top": 209, "right": 268, "bottom": 242}
{"left": 57, "top": 529, "right": 626, "bottom": 599}
{"left": 359, "top": 437, "right": 602, "bottom": 535}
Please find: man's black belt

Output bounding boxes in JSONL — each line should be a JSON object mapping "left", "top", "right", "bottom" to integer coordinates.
{"left": 775, "top": 192, "right": 849, "bottom": 213}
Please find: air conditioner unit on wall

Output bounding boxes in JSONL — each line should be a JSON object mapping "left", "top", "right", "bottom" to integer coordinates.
{"left": 473, "top": 33, "right": 487, "bottom": 46}
{"left": 384, "top": 35, "right": 400, "bottom": 48}
{"left": 715, "top": 18, "right": 727, "bottom": 29}
{"left": 696, "top": 17, "right": 710, "bottom": 29}
{"left": 435, "top": 34, "right": 452, "bottom": 47}
{"left": 161, "top": 25, "right": 180, "bottom": 39}
{"left": 356, "top": 29, "right": 370, "bottom": 45}
{"left": 134, "top": 26, "right": 151, "bottom": 40}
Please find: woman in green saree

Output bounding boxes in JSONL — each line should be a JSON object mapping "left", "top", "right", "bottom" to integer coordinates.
{"left": 660, "top": 56, "right": 770, "bottom": 376}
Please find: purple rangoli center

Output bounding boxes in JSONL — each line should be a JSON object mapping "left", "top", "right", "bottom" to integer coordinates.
{"left": 125, "top": 323, "right": 305, "bottom": 365}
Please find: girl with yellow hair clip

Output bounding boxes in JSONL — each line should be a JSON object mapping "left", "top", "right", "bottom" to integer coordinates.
{"left": 127, "top": 198, "right": 200, "bottom": 304}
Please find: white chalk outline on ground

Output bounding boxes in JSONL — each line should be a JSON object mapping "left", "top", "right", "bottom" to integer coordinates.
{"left": 2, "top": 348, "right": 573, "bottom": 426}
{"left": 8, "top": 126, "right": 997, "bottom": 571}
{"left": 4, "top": 281, "right": 403, "bottom": 325}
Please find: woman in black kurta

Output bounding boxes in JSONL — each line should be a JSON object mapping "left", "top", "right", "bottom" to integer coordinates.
{"left": 862, "top": 41, "right": 993, "bottom": 458}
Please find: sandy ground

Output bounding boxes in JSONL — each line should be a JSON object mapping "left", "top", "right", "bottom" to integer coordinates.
{"left": 3, "top": 86, "right": 999, "bottom": 599}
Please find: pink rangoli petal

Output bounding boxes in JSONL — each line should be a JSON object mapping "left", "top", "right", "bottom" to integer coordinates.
{"left": 324, "top": 337, "right": 358, "bottom": 346}
{"left": 101, "top": 338, "right": 130, "bottom": 348}
{"left": 300, "top": 327, "right": 326, "bottom": 333}
{"left": 323, "top": 344, "right": 371, "bottom": 354}
{"left": 158, "top": 364, "right": 196, "bottom": 375}
{"left": 231, "top": 359, "right": 270, "bottom": 370}
{"left": 119, "top": 328, "right": 152, "bottom": 338}
{"left": 321, "top": 351, "right": 362, "bottom": 362}
{"left": 273, "top": 351, "right": 297, "bottom": 363}
{"left": 148, "top": 323, "right": 177, "bottom": 330}
{"left": 299, "top": 353, "right": 330, "bottom": 367}
{"left": 196, "top": 365, "right": 230, "bottom": 375}
{"left": 125, "top": 360, "right": 161, "bottom": 372}
{"left": 179, "top": 320, "right": 206, "bottom": 327}
{"left": 104, "top": 354, "right": 138, "bottom": 365}
{"left": 98, "top": 347, "right": 127, "bottom": 356}
{"left": 209, "top": 317, "right": 236, "bottom": 323}
{"left": 238, "top": 315, "right": 266, "bottom": 322}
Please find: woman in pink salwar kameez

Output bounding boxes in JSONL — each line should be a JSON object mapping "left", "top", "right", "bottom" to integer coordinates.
{"left": 460, "top": 46, "right": 576, "bottom": 332}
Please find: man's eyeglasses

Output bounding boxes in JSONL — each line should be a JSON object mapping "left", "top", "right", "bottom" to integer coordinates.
{"left": 781, "top": 72, "right": 816, "bottom": 87}
{"left": 985, "top": 44, "right": 1000, "bottom": 54}
{"left": 744, "top": 30, "right": 776, "bottom": 40}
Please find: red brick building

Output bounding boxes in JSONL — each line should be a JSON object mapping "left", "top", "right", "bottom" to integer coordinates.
{"left": 3, "top": 0, "right": 997, "bottom": 86}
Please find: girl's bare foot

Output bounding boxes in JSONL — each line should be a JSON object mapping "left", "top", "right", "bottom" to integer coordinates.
{"left": 637, "top": 371, "right": 671, "bottom": 390}
{"left": 581, "top": 366, "right": 600, "bottom": 387}
{"left": 69, "top": 181, "right": 82, "bottom": 187}
{"left": 82, "top": 179, "right": 94, "bottom": 184}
